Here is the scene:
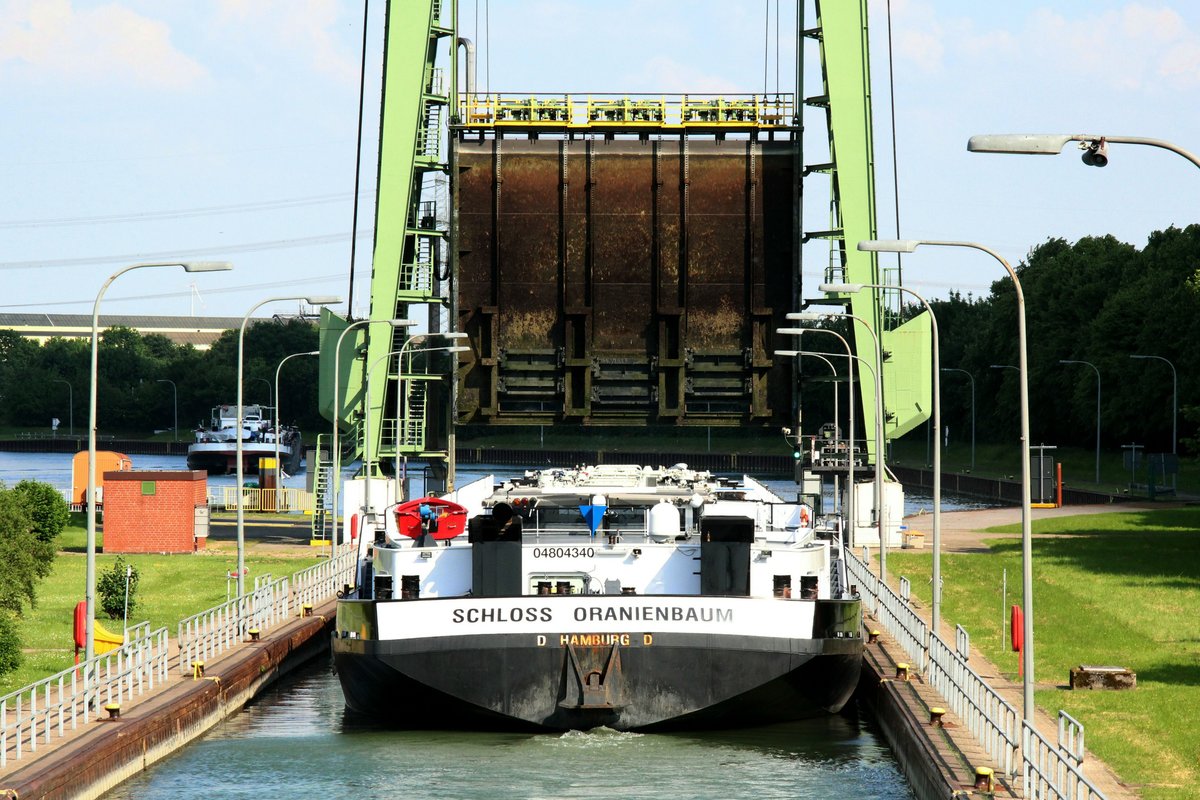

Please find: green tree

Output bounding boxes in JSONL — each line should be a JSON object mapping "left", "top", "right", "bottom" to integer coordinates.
{"left": 98, "top": 557, "right": 140, "bottom": 620}
{"left": 11, "top": 480, "right": 67, "bottom": 570}
{"left": 0, "top": 484, "right": 46, "bottom": 613}
{"left": 0, "top": 610, "right": 21, "bottom": 675}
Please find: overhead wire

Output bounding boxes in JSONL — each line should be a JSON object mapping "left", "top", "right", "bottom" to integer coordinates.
{"left": 348, "top": 0, "right": 373, "bottom": 318}
{"left": 0, "top": 192, "right": 363, "bottom": 229}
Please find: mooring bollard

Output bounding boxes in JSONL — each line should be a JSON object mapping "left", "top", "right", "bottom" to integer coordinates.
{"left": 895, "top": 662, "right": 910, "bottom": 681}
{"left": 868, "top": 629, "right": 881, "bottom": 644}
{"left": 104, "top": 702, "right": 121, "bottom": 720}
{"left": 302, "top": 603, "right": 313, "bottom": 617}
{"left": 929, "top": 707, "right": 946, "bottom": 727}
{"left": 974, "top": 766, "right": 994, "bottom": 792}
{"left": 192, "top": 660, "right": 205, "bottom": 679}
{"left": 248, "top": 627, "right": 260, "bottom": 642}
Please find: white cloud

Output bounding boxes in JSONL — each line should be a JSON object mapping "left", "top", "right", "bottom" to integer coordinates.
{"left": 215, "top": 0, "right": 357, "bottom": 85}
{"left": 0, "top": 0, "right": 205, "bottom": 89}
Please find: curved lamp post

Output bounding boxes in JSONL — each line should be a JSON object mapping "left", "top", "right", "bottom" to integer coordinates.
{"left": 967, "top": 133, "right": 1200, "bottom": 170}
{"left": 273, "top": 350, "right": 320, "bottom": 506}
{"left": 861, "top": 238, "right": 1036, "bottom": 723}
{"left": 775, "top": 348, "right": 841, "bottom": 516}
{"left": 250, "top": 377, "right": 272, "bottom": 408}
{"left": 86, "top": 260, "right": 233, "bottom": 662}
{"left": 1130, "top": 355, "right": 1176, "bottom": 456}
{"left": 155, "top": 379, "right": 177, "bottom": 441}
{"left": 1059, "top": 360, "right": 1101, "bottom": 484}
{"left": 330, "top": 318, "right": 414, "bottom": 555}
{"left": 940, "top": 368, "right": 975, "bottom": 470}
{"left": 824, "top": 277, "right": 944, "bottom": 635}
{"left": 52, "top": 378, "right": 73, "bottom": 436}
{"left": 787, "top": 310, "right": 888, "bottom": 579}
{"left": 237, "top": 295, "right": 341, "bottom": 598}
{"left": 776, "top": 327, "right": 857, "bottom": 548}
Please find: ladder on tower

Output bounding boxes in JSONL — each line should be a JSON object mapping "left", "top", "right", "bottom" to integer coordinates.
{"left": 309, "top": 433, "right": 334, "bottom": 549}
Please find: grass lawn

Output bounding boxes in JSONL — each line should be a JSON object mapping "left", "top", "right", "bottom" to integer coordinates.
{"left": 2, "top": 518, "right": 325, "bottom": 697}
{"left": 887, "top": 507, "right": 1200, "bottom": 800}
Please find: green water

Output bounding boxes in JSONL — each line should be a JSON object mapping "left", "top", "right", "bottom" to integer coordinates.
{"left": 104, "top": 662, "right": 913, "bottom": 800}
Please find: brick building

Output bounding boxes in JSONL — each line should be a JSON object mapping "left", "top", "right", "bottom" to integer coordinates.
{"left": 101, "top": 470, "right": 208, "bottom": 554}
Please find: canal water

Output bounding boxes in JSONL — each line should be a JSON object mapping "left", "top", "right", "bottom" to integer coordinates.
{"left": 103, "top": 661, "right": 912, "bottom": 800}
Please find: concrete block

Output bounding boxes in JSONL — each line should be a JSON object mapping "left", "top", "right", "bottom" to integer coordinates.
{"left": 1070, "top": 665, "right": 1136, "bottom": 690}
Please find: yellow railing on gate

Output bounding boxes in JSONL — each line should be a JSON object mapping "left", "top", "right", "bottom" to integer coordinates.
{"left": 459, "top": 93, "right": 795, "bottom": 130}
{"left": 208, "top": 487, "right": 316, "bottom": 514}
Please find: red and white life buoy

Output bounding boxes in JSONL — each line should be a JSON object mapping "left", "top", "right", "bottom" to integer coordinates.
{"left": 799, "top": 506, "right": 812, "bottom": 527}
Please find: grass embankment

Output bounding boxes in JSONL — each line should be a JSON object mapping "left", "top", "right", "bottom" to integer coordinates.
{"left": 888, "top": 507, "right": 1200, "bottom": 800}
{"left": 2, "top": 517, "right": 324, "bottom": 696}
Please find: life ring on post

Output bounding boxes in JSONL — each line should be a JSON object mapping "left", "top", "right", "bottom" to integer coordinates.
{"left": 799, "top": 506, "right": 812, "bottom": 527}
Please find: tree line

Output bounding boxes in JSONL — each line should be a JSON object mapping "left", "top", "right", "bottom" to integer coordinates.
{"left": 794, "top": 224, "right": 1200, "bottom": 459}
{"left": 925, "top": 225, "right": 1199, "bottom": 456}
{"left": 0, "top": 318, "right": 322, "bottom": 438}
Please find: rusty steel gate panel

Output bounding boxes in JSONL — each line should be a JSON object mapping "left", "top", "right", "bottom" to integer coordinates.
{"left": 455, "top": 134, "right": 796, "bottom": 426}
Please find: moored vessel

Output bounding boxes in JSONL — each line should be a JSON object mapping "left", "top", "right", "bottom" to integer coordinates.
{"left": 332, "top": 464, "right": 862, "bottom": 731}
{"left": 186, "top": 403, "right": 302, "bottom": 476}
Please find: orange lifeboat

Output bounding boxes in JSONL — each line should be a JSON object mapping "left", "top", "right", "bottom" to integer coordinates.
{"left": 394, "top": 497, "right": 468, "bottom": 541}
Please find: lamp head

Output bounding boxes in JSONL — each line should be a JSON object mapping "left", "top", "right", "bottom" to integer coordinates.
{"left": 775, "top": 328, "right": 806, "bottom": 336}
{"left": 785, "top": 312, "right": 825, "bottom": 322}
{"left": 856, "top": 239, "right": 919, "bottom": 253}
{"left": 390, "top": 318, "right": 418, "bottom": 327}
{"left": 436, "top": 331, "right": 469, "bottom": 339}
{"left": 819, "top": 282, "right": 864, "bottom": 294}
{"left": 304, "top": 295, "right": 343, "bottom": 305}
{"left": 182, "top": 261, "right": 234, "bottom": 273}
{"left": 774, "top": 350, "right": 800, "bottom": 357}
{"left": 966, "top": 134, "right": 1074, "bottom": 155}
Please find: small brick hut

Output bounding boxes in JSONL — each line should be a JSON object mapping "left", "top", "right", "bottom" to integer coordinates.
{"left": 101, "top": 470, "right": 208, "bottom": 554}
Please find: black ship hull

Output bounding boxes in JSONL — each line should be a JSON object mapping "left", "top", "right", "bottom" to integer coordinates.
{"left": 332, "top": 598, "right": 862, "bottom": 732}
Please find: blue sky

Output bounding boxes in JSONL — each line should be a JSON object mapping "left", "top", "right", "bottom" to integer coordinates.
{"left": 1, "top": 0, "right": 1198, "bottom": 318}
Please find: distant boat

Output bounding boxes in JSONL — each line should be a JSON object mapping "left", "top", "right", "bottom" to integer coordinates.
{"left": 186, "top": 403, "right": 302, "bottom": 476}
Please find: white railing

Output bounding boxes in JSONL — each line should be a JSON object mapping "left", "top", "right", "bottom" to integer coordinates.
{"left": 176, "top": 576, "right": 290, "bottom": 675}
{"left": 1024, "top": 721, "right": 1107, "bottom": 799}
{"left": 208, "top": 486, "right": 314, "bottom": 513}
{"left": 292, "top": 550, "right": 357, "bottom": 612}
{"left": 847, "top": 550, "right": 1108, "bottom": 798}
{"left": 0, "top": 624, "right": 170, "bottom": 768}
{"left": 927, "top": 627, "right": 1020, "bottom": 776}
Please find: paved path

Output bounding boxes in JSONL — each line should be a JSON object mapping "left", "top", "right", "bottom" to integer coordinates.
{"left": 890, "top": 503, "right": 1149, "bottom": 799}
{"left": 905, "top": 501, "right": 1170, "bottom": 553}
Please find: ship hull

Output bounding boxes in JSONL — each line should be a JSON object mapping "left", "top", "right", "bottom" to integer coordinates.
{"left": 332, "top": 596, "right": 862, "bottom": 732}
{"left": 185, "top": 440, "right": 302, "bottom": 476}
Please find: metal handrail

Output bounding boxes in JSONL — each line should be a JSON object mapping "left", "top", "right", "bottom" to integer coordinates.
{"left": 0, "top": 625, "right": 170, "bottom": 767}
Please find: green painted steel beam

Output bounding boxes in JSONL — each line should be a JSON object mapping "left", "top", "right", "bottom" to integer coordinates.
{"left": 814, "top": 0, "right": 930, "bottom": 456}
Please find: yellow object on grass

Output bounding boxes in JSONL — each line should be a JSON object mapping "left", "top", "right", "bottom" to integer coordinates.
{"left": 94, "top": 619, "right": 124, "bottom": 655}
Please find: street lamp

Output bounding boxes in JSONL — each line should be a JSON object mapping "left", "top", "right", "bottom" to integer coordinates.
{"left": 1129, "top": 355, "right": 1177, "bottom": 456}
{"left": 273, "top": 351, "right": 320, "bottom": 506}
{"left": 940, "top": 368, "right": 975, "bottom": 470}
{"left": 787, "top": 310, "right": 889, "bottom": 579}
{"left": 249, "top": 377, "right": 272, "bottom": 408}
{"left": 1059, "top": 360, "right": 1101, "bottom": 484}
{"left": 824, "top": 276, "right": 944, "bottom": 635}
{"left": 330, "top": 318, "right": 415, "bottom": 556}
{"left": 237, "top": 295, "right": 341, "bottom": 598}
{"left": 967, "top": 133, "right": 1200, "bottom": 170}
{"left": 776, "top": 348, "right": 842, "bottom": 516}
{"left": 860, "top": 238, "right": 1036, "bottom": 722}
{"left": 86, "top": 260, "right": 232, "bottom": 662}
{"left": 775, "top": 327, "right": 856, "bottom": 550}
{"left": 52, "top": 378, "right": 73, "bottom": 436}
{"left": 155, "top": 379, "right": 177, "bottom": 442}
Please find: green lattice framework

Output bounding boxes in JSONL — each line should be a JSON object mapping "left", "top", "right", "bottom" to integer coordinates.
{"left": 319, "top": 0, "right": 455, "bottom": 470}
{"left": 811, "top": 0, "right": 931, "bottom": 458}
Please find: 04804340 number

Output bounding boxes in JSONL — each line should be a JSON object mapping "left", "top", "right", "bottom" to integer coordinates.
{"left": 531, "top": 546, "right": 595, "bottom": 558}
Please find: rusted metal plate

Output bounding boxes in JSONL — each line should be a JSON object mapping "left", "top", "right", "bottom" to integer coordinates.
{"left": 455, "top": 134, "right": 797, "bottom": 425}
